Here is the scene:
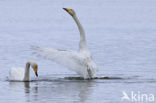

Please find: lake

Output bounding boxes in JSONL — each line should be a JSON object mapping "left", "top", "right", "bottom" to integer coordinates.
{"left": 0, "top": 0, "right": 156, "bottom": 103}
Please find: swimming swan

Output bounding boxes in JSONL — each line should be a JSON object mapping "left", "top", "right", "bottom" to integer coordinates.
{"left": 32, "top": 8, "right": 98, "bottom": 79}
{"left": 9, "top": 61, "right": 38, "bottom": 81}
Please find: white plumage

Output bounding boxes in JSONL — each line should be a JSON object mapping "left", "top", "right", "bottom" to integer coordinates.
{"left": 9, "top": 61, "right": 38, "bottom": 81}
{"left": 32, "top": 8, "right": 98, "bottom": 79}
{"left": 9, "top": 67, "right": 25, "bottom": 81}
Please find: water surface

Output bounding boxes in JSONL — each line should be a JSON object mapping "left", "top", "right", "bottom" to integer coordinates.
{"left": 0, "top": 0, "right": 156, "bottom": 103}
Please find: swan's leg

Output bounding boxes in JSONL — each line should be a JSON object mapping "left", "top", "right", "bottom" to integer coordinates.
{"left": 87, "top": 66, "right": 93, "bottom": 79}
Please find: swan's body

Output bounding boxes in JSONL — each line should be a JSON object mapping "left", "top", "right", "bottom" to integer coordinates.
{"left": 32, "top": 8, "right": 98, "bottom": 79}
{"left": 9, "top": 61, "right": 38, "bottom": 81}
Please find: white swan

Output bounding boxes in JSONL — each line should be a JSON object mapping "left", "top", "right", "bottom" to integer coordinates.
{"left": 32, "top": 8, "right": 98, "bottom": 79}
{"left": 9, "top": 61, "right": 38, "bottom": 81}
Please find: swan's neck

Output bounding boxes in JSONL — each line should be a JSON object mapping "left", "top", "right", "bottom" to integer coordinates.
{"left": 72, "top": 15, "right": 89, "bottom": 52}
{"left": 24, "top": 62, "right": 30, "bottom": 81}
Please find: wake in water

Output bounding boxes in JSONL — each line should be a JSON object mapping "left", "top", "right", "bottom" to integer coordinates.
{"left": 64, "top": 76, "right": 122, "bottom": 80}
{"left": 28, "top": 75, "right": 124, "bottom": 82}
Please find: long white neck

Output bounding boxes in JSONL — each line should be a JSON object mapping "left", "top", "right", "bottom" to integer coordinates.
{"left": 24, "top": 62, "right": 30, "bottom": 81}
{"left": 72, "top": 14, "right": 89, "bottom": 52}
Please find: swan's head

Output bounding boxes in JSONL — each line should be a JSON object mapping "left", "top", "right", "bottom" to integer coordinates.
{"left": 63, "top": 8, "right": 75, "bottom": 16}
{"left": 31, "top": 63, "right": 38, "bottom": 77}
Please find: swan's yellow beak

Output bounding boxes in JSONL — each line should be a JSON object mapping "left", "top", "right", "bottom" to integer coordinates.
{"left": 34, "top": 67, "right": 38, "bottom": 77}
{"left": 63, "top": 8, "right": 71, "bottom": 12}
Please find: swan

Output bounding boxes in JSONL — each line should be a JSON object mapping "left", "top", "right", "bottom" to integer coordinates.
{"left": 9, "top": 61, "right": 38, "bottom": 81}
{"left": 32, "top": 8, "right": 98, "bottom": 79}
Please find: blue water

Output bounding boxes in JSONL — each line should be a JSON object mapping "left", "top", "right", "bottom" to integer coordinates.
{"left": 0, "top": 0, "right": 156, "bottom": 103}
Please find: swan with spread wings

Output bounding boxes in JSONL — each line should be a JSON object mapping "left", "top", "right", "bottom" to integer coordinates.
{"left": 32, "top": 8, "right": 98, "bottom": 79}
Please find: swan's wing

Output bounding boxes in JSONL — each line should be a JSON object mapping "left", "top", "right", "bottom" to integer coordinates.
{"left": 32, "top": 46, "right": 84, "bottom": 71}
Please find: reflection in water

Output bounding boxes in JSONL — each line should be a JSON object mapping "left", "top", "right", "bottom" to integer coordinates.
{"left": 32, "top": 83, "right": 38, "bottom": 102}
{"left": 7, "top": 76, "right": 156, "bottom": 103}
{"left": 9, "top": 81, "right": 39, "bottom": 102}
{"left": 8, "top": 76, "right": 137, "bottom": 103}
{"left": 9, "top": 82, "right": 30, "bottom": 89}
{"left": 33, "top": 80, "right": 94, "bottom": 103}
{"left": 9, "top": 79, "right": 95, "bottom": 103}
{"left": 78, "top": 81, "right": 94, "bottom": 103}
{"left": 9, "top": 82, "right": 31, "bottom": 93}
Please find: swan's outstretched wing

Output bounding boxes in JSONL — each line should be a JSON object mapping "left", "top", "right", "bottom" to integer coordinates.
{"left": 32, "top": 46, "right": 84, "bottom": 72}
